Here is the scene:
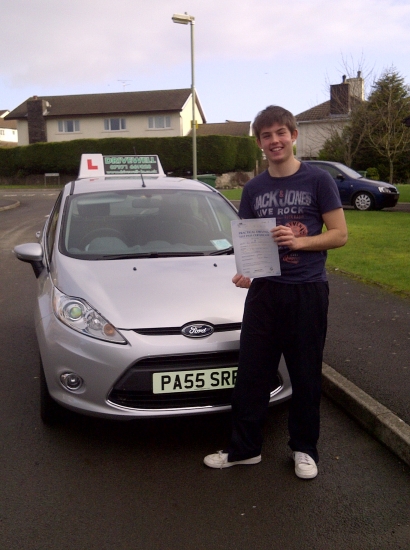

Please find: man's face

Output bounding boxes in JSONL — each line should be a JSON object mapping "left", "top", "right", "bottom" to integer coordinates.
{"left": 256, "top": 123, "right": 297, "bottom": 166}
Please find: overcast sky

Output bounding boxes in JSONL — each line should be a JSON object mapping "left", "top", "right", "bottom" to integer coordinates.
{"left": 2, "top": 0, "right": 409, "bottom": 123}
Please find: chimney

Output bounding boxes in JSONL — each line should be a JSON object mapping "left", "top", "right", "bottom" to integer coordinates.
{"left": 346, "top": 71, "right": 365, "bottom": 101}
{"left": 330, "top": 82, "right": 350, "bottom": 115}
{"left": 27, "top": 96, "right": 48, "bottom": 144}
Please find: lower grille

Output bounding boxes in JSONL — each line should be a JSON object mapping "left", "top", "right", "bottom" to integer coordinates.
{"left": 107, "top": 351, "right": 282, "bottom": 410}
{"left": 109, "top": 387, "right": 236, "bottom": 409}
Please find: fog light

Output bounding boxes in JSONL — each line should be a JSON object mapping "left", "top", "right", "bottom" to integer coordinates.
{"left": 60, "top": 372, "right": 83, "bottom": 391}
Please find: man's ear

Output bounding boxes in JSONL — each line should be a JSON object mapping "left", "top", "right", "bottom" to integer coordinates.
{"left": 291, "top": 129, "right": 298, "bottom": 142}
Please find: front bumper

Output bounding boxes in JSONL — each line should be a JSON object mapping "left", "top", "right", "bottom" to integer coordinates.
{"left": 36, "top": 313, "right": 291, "bottom": 419}
{"left": 375, "top": 193, "right": 399, "bottom": 209}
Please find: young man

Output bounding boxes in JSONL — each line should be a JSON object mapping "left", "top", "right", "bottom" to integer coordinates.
{"left": 204, "top": 106, "right": 348, "bottom": 479}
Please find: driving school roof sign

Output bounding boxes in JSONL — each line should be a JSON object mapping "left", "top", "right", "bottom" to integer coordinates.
{"left": 78, "top": 154, "right": 165, "bottom": 179}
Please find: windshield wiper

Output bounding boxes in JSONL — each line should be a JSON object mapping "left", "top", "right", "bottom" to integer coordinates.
{"left": 209, "top": 246, "right": 234, "bottom": 255}
{"left": 100, "top": 251, "right": 205, "bottom": 260}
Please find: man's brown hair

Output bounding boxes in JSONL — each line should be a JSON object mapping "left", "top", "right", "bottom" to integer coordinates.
{"left": 252, "top": 105, "right": 297, "bottom": 140}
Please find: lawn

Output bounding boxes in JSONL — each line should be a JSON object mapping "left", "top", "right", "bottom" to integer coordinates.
{"left": 326, "top": 210, "right": 410, "bottom": 296}
{"left": 396, "top": 184, "right": 410, "bottom": 202}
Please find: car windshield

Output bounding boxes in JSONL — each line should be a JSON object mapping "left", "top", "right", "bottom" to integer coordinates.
{"left": 61, "top": 189, "right": 238, "bottom": 259}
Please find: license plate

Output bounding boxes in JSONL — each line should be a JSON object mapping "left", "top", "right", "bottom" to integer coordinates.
{"left": 152, "top": 367, "right": 238, "bottom": 394}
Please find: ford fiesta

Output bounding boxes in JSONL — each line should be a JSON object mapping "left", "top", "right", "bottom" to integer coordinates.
{"left": 15, "top": 154, "right": 291, "bottom": 423}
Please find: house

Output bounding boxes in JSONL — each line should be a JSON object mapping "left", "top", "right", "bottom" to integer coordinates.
{"left": 0, "top": 111, "right": 18, "bottom": 143}
{"left": 193, "top": 120, "right": 252, "bottom": 137}
{"left": 5, "top": 89, "right": 206, "bottom": 146}
{"left": 295, "top": 72, "right": 364, "bottom": 159}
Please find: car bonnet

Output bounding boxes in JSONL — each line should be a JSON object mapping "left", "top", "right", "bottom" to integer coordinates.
{"left": 51, "top": 254, "right": 246, "bottom": 329}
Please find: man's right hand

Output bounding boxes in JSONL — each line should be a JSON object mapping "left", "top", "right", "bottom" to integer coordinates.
{"left": 232, "top": 273, "right": 252, "bottom": 288}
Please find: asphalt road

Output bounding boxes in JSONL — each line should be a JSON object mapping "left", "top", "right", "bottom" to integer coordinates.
{"left": 1, "top": 191, "right": 410, "bottom": 549}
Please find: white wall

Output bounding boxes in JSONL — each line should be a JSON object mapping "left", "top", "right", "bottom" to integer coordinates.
{"left": 46, "top": 112, "right": 183, "bottom": 142}
{"left": 0, "top": 127, "right": 18, "bottom": 143}
{"left": 16, "top": 121, "right": 29, "bottom": 146}
{"left": 180, "top": 95, "right": 204, "bottom": 135}
{"left": 297, "top": 119, "right": 346, "bottom": 159}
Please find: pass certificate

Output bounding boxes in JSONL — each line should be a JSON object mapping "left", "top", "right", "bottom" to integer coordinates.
{"left": 231, "top": 218, "right": 281, "bottom": 278}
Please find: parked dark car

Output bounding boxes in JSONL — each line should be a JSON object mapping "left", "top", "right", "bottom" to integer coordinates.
{"left": 304, "top": 161, "right": 399, "bottom": 211}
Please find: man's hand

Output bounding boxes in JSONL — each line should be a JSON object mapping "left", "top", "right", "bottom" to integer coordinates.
{"left": 270, "top": 209, "right": 347, "bottom": 252}
{"left": 232, "top": 273, "right": 252, "bottom": 288}
{"left": 271, "top": 225, "right": 299, "bottom": 249}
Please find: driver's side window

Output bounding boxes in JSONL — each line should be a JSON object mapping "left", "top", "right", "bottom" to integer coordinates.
{"left": 318, "top": 164, "right": 339, "bottom": 178}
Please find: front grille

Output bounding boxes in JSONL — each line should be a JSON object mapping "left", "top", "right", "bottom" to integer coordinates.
{"left": 107, "top": 351, "right": 282, "bottom": 410}
{"left": 133, "top": 322, "right": 241, "bottom": 336}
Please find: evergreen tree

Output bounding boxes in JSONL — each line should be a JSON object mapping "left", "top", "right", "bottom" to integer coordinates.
{"left": 365, "top": 68, "right": 410, "bottom": 183}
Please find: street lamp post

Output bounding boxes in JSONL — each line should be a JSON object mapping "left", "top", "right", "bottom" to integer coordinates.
{"left": 172, "top": 12, "right": 197, "bottom": 180}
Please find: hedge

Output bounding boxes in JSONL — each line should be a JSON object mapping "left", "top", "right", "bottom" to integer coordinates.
{"left": 0, "top": 135, "right": 261, "bottom": 177}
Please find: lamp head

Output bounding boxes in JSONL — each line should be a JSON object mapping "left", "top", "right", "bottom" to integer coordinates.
{"left": 172, "top": 12, "right": 195, "bottom": 24}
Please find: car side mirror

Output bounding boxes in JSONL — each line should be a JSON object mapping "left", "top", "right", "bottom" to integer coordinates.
{"left": 14, "top": 243, "right": 44, "bottom": 278}
{"left": 336, "top": 174, "right": 344, "bottom": 181}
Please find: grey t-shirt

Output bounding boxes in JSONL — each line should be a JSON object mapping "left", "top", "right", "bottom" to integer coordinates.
{"left": 239, "top": 162, "right": 342, "bottom": 283}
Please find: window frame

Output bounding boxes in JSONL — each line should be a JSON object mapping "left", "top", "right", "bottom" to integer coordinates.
{"left": 57, "top": 120, "right": 80, "bottom": 133}
{"left": 104, "top": 118, "right": 127, "bottom": 131}
{"left": 148, "top": 116, "right": 171, "bottom": 130}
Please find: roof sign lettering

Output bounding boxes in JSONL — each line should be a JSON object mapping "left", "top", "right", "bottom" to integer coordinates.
{"left": 78, "top": 154, "right": 164, "bottom": 179}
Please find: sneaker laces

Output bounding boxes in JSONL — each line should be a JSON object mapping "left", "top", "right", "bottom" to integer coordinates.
{"left": 297, "top": 453, "right": 313, "bottom": 465}
{"left": 216, "top": 450, "right": 228, "bottom": 468}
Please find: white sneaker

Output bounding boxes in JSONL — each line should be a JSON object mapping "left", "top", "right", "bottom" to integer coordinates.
{"left": 204, "top": 450, "right": 261, "bottom": 469}
{"left": 293, "top": 452, "right": 318, "bottom": 479}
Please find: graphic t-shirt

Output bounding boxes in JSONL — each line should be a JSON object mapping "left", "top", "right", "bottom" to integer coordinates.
{"left": 239, "top": 162, "right": 342, "bottom": 283}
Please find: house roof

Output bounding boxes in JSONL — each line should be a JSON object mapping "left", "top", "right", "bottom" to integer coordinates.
{"left": 5, "top": 89, "right": 206, "bottom": 122}
{"left": 0, "top": 117, "right": 17, "bottom": 129}
{"left": 193, "top": 121, "right": 251, "bottom": 137}
{"left": 296, "top": 96, "right": 363, "bottom": 123}
{"left": 295, "top": 101, "right": 332, "bottom": 122}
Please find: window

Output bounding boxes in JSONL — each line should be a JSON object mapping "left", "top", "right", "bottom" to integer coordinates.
{"left": 58, "top": 120, "right": 80, "bottom": 133}
{"left": 104, "top": 118, "right": 126, "bottom": 131}
{"left": 148, "top": 116, "right": 171, "bottom": 129}
{"left": 317, "top": 164, "right": 339, "bottom": 178}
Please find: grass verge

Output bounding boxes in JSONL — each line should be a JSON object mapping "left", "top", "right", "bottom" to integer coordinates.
{"left": 396, "top": 184, "right": 410, "bottom": 202}
{"left": 327, "top": 210, "right": 410, "bottom": 297}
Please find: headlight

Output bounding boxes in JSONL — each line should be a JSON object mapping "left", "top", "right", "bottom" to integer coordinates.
{"left": 52, "top": 287, "right": 127, "bottom": 344}
{"left": 378, "top": 186, "right": 395, "bottom": 193}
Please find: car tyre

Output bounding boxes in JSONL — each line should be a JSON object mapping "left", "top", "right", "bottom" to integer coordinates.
{"left": 40, "top": 357, "right": 66, "bottom": 425}
{"left": 353, "top": 192, "right": 374, "bottom": 211}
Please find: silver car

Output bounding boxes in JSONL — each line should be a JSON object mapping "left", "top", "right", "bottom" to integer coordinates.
{"left": 14, "top": 155, "right": 291, "bottom": 423}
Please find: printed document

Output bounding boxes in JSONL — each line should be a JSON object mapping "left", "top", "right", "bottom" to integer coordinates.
{"left": 231, "top": 219, "right": 281, "bottom": 278}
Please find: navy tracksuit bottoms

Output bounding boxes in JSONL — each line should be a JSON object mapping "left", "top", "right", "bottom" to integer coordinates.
{"left": 226, "top": 279, "right": 329, "bottom": 464}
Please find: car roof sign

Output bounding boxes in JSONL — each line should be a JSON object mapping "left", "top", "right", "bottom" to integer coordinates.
{"left": 78, "top": 154, "right": 165, "bottom": 179}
